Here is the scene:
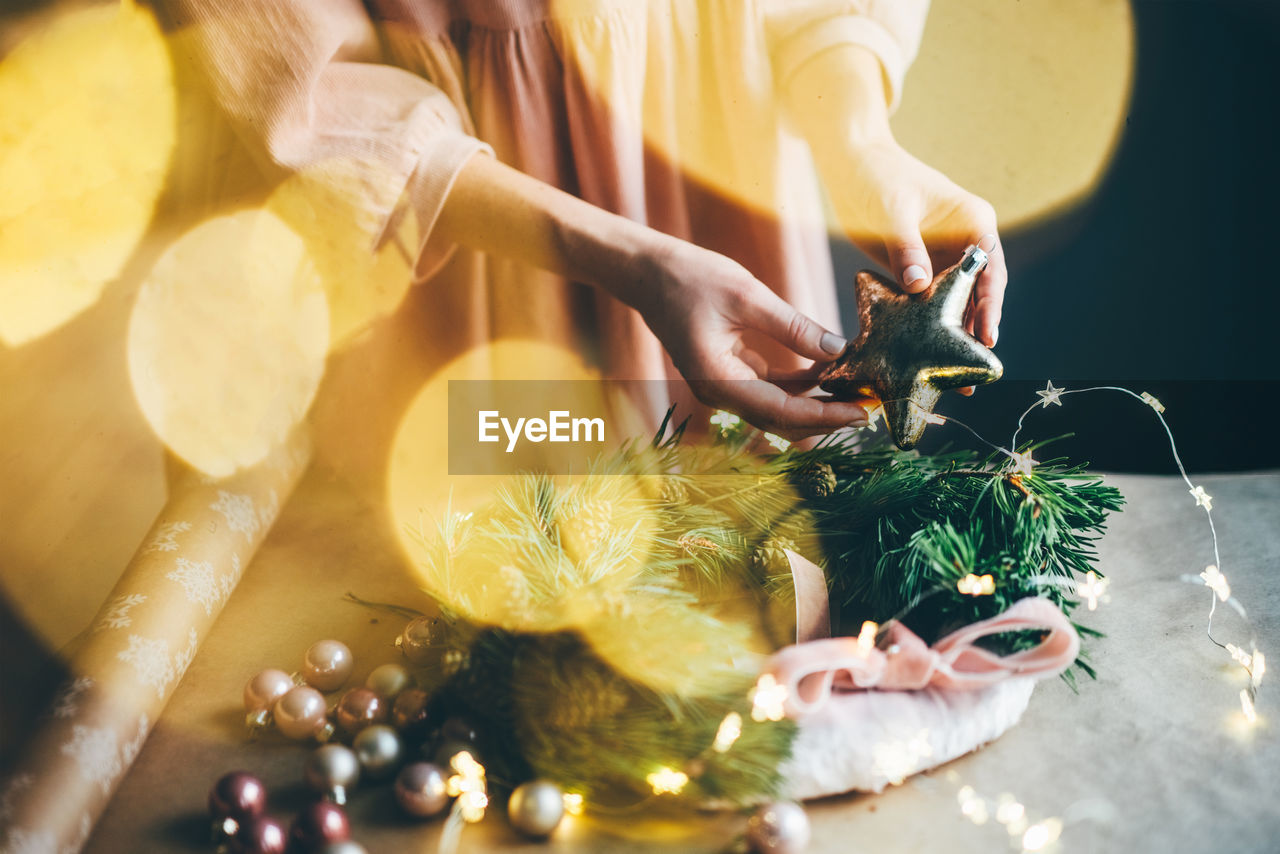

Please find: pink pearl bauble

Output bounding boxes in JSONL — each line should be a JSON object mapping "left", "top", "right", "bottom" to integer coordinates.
{"left": 394, "top": 762, "right": 449, "bottom": 818}
{"left": 243, "top": 669, "right": 294, "bottom": 713}
{"left": 289, "top": 801, "right": 350, "bottom": 850}
{"left": 274, "top": 686, "right": 328, "bottom": 740}
{"left": 303, "top": 640, "right": 354, "bottom": 693}
{"left": 335, "top": 687, "right": 386, "bottom": 735}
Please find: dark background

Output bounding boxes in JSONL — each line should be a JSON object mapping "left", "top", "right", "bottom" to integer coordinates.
{"left": 833, "top": 0, "right": 1280, "bottom": 473}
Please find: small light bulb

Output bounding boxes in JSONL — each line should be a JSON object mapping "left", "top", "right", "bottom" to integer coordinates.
{"left": 958, "top": 573, "right": 995, "bottom": 596}
{"left": 1241, "top": 689, "right": 1258, "bottom": 725}
{"left": 646, "top": 767, "right": 689, "bottom": 795}
{"left": 857, "top": 621, "right": 879, "bottom": 656}
{"left": 1199, "top": 565, "right": 1230, "bottom": 601}
{"left": 562, "top": 793, "right": 585, "bottom": 816}
{"left": 750, "top": 674, "right": 788, "bottom": 722}
{"left": 1009, "top": 450, "right": 1037, "bottom": 478}
{"left": 1021, "top": 818, "right": 1062, "bottom": 852}
{"left": 1189, "top": 485, "right": 1213, "bottom": 511}
{"left": 1076, "top": 571, "right": 1109, "bottom": 611}
{"left": 710, "top": 410, "right": 740, "bottom": 432}
{"left": 713, "top": 712, "right": 743, "bottom": 753}
{"left": 764, "top": 432, "right": 791, "bottom": 451}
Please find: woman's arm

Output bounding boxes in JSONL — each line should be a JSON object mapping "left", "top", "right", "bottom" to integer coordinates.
{"left": 434, "top": 154, "right": 869, "bottom": 437}
{"left": 783, "top": 43, "right": 1007, "bottom": 350}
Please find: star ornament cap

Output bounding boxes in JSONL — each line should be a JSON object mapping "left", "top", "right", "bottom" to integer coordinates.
{"left": 818, "top": 246, "right": 1003, "bottom": 449}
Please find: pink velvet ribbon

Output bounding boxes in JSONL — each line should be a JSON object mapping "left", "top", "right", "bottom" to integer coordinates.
{"left": 772, "top": 552, "right": 1080, "bottom": 719}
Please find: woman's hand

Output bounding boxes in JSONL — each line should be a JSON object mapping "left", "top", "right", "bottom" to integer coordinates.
{"left": 628, "top": 238, "right": 868, "bottom": 439}
{"left": 825, "top": 137, "right": 1006, "bottom": 349}
{"left": 436, "top": 154, "right": 866, "bottom": 438}
{"left": 784, "top": 44, "right": 1008, "bottom": 351}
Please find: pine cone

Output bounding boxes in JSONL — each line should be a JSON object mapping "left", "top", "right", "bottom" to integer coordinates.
{"left": 751, "top": 535, "right": 797, "bottom": 577}
{"left": 793, "top": 461, "right": 837, "bottom": 499}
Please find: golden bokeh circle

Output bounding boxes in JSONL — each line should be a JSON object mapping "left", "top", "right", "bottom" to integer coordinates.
{"left": 0, "top": 2, "right": 175, "bottom": 346}
{"left": 128, "top": 209, "right": 329, "bottom": 477}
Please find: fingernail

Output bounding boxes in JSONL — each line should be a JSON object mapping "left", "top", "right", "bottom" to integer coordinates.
{"left": 988, "top": 323, "right": 999, "bottom": 347}
{"left": 820, "top": 331, "right": 847, "bottom": 355}
{"left": 903, "top": 265, "right": 927, "bottom": 288}
{"left": 978, "top": 233, "right": 998, "bottom": 253}
{"left": 847, "top": 414, "right": 868, "bottom": 427}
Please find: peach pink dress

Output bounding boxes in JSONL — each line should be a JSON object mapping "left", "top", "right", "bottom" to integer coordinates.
{"left": 165, "top": 0, "right": 928, "bottom": 477}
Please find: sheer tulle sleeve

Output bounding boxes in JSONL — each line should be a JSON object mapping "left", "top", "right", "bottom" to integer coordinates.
{"left": 765, "top": 0, "right": 931, "bottom": 111}
{"left": 164, "top": 0, "right": 491, "bottom": 279}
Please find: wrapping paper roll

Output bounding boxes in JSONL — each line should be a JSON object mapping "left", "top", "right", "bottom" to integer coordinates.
{"left": 0, "top": 435, "right": 310, "bottom": 853}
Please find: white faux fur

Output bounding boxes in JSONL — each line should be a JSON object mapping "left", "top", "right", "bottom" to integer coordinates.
{"left": 780, "top": 678, "right": 1036, "bottom": 799}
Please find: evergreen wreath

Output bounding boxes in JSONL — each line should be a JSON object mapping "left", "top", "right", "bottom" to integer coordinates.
{"left": 401, "top": 409, "right": 1124, "bottom": 808}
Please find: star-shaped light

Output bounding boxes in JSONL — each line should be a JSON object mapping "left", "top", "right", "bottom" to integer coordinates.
{"left": 764, "top": 432, "right": 791, "bottom": 451}
{"left": 1140, "top": 391, "right": 1165, "bottom": 413}
{"left": 1036, "top": 380, "right": 1065, "bottom": 408}
{"left": 750, "top": 673, "right": 788, "bottom": 722}
{"left": 958, "top": 573, "right": 995, "bottom": 596}
{"left": 819, "top": 246, "right": 1003, "bottom": 449}
{"left": 1200, "top": 564, "right": 1230, "bottom": 601}
{"left": 862, "top": 402, "right": 883, "bottom": 432}
{"left": 710, "top": 410, "right": 740, "bottom": 433}
{"left": 646, "top": 766, "right": 689, "bottom": 795}
{"left": 1009, "top": 450, "right": 1037, "bottom": 478}
{"left": 1076, "top": 570, "right": 1110, "bottom": 611}
{"left": 1189, "top": 485, "right": 1213, "bottom": 511}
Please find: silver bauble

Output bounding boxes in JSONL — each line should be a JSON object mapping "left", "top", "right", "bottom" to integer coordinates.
{"left": 746, "top": 801, "right": 811, "bottom": 854}
{"left": 304, "top": 744, "right": 361, "bottom": 805}
{"left": 352, "top": 724, "right": 403, "bottom": 781}
{"left": 507, "top": 779, "right": 565, "bottom": 838}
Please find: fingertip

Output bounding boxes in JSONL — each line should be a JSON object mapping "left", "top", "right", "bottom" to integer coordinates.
{"left": 901, "top": 264, "right": 930, "bottom": 293}
{"left": 957, "top": 386, "right": 975, "bottom": 397}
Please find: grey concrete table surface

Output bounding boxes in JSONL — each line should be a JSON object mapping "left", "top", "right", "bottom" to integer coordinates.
{"left": 85, "top": 472, "right": 1280, "bottom": 853}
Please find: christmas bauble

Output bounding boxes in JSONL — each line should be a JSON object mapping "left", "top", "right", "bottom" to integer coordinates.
{"left": 302, "top": 640, "right": 354, "bottom": 692}
{"left": 507, "top": 779, "right": 565, "bottom": 838}
{"left": 335, "top": 687, "right": 386, "bottom": 735}
{"left": 365, "top": 663, "right": 412, "bottom": 699}
{"left": 231, "top": 815, "right": 287, "bottom": 854}
{"left": 746, "top": 801, "right": 810, "bottom": 854}
{"left": 305, "top": 744, "right": 361, "bottom": 804}
{"left": 208, "top": 771, "right": 267, "bottom": 826}
{"left": 316, "top": 842, "right": 368, "bottom": 854}
{"left": 289, "top": 801, "right": 350, "bottom": 850}
{"left": 243, "top": 669, "right": 294, "bottom": 714}
{"left": 274, "top": 686, "right": 328, "bottom": 740}
{"left": 390, "top": 688, "right": 430, "bottom": 736}
{"left": 394, "top": 762, "right": 449, "bottom": 818}
{"left": 396, "top": 616, "right": 445, "bottom": 666}
{"left": 352, "top": 724, "right": 402, "bottom": 780}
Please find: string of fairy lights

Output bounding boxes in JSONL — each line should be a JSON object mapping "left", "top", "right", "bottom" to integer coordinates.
{"left": 425, "top": 380, "right": 1263, "bottom": 854}
{"left": 704, "top": 380, "right": 1264, "bottom": 852}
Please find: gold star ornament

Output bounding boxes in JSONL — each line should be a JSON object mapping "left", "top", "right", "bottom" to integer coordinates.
{"left": 818, "top": 246, "right": 1003, "bottom": 449}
